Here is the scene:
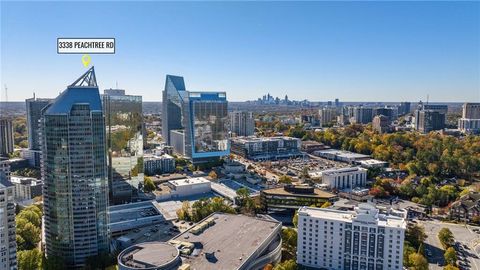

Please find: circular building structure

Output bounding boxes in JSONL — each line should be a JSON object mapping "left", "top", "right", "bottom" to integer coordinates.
{"left": 118, "top": 242, "right": 181, "bottom": 270}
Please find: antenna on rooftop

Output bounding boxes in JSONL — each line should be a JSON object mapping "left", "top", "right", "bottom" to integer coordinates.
{"left": 426, "top": 94, "right": 429, "bottom": 104}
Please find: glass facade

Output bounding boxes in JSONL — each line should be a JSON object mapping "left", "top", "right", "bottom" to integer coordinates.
{"left": 103, "top": 91, "right": 143, "bottom": 204}
{"left": 162, "top": 75, "right": 229, "bottom": 163}
{"left": 42, "top": 82, "right": 109, "bottom": 267}
{"left": 26, "top": 97, "right": 51, "bottom": 150}
{"left": 185, "top": 92, "right": 229, "bottom": 161}
{"left": 162, "top": 75, "right": 186, "bottom": 145}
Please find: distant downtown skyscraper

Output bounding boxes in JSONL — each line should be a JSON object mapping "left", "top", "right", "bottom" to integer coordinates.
{"left": 103, "top": 88, "right": 144, "bottom": 204}
{"left": 162, "top": 75, "right": 229, "bottom": 164}
{"left": 41, "top": 67, "right": 109, "bottom": 268}
{"left": 25, "top": 96, "right": 51, "bottom": 167}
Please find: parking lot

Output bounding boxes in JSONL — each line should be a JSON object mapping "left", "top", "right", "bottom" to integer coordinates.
{"left": 420, "top": 219, "right": 480, "bottom": 270}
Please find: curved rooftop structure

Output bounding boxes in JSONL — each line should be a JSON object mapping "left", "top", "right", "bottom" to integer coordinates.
{"left": 118, "top": 242, "right": 181, "bottom": 270}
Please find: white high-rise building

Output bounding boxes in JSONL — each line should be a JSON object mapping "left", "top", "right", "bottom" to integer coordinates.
{"left": 229, "top": 111, "right": 255, "bottom": 136}
{"left": 319, "top": 108, "right": 338, "bottom": 127}
{"left": 459, "top": 103, "right": 480, "bottom": 134}
{"left": 0, "top": 177, "right": 17, "bottom": 270}
{"left": 297, "top": 204, "right": 406, "bottom": 270}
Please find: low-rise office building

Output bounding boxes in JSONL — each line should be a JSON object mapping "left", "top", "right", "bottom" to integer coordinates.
{"left": 319, "top": 167, "right": 367, "bottom": 190}
{"left": 313, "top": 149, "right": 369, "bottom": 164}
{"left": 144, "top": 154, "right": 176, "bottom": 176}
{"left": 166, "top": 177, "right": 212, "bottom": 198}
{"left": 356, "top": 159, "right": 389, "bottom": 169}
{"left": 118, "top": 213, "right": 282, "bottom": 270}
{"left": 231, "top": 136, "right": 303, "bottom": 161}
{"left": 10, "top": 176, "right": 42, "bottom": 201}
{"left": 297, "top": 204, "right": 406, "bottom": 270}
{"left": 261, "top": 185, "right": 337, "bottom": 213}
{"left": 301, "top": 141, "right": 329, "bottom": 153}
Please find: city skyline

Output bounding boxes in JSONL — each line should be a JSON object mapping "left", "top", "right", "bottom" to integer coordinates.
{"left": 1, "top": 1, "right": 479, "bottom": 102}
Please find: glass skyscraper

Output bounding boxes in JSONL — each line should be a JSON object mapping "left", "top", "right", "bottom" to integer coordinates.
{"left": 184, "top": 91, "right": 229, "bottom": 162}
{"left": 41, "top": 67, "right": 109, "bottom": 268}
{"left": 162, "top": 75, "right": 229, "bottom": 163}
{"left": 103, "top": 89, "right": 143, "bottom": 204}
{"left": 25, "top": 96, "right": 51, "bottom": 167}
{"left": 162, "top": 75, "right": 187, "bottom": 145}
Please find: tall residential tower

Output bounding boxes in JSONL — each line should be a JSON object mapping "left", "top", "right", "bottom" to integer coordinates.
{"left": 41, "top": 67, "right": 109, "bottom": 268}
{"left": 25, "top": 96, "right": 51, "bottom": 167}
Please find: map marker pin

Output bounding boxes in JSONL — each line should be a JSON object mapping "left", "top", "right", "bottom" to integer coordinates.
{"left": 82, "top": 54, "right": 91, "bottom": 67}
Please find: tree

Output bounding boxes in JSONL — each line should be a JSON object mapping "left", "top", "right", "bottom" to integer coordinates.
{"left": 176, "top": 201, "right": 191, "bottom": 221}
{"left": 16, "top": 219, "right": 41, "bottom": 250}
{"left": 438, "top": 228, "right": 454, "bottom": 249}
{"left": 278, "top": 175, "right": 292, "bottom": 184}
{"left": 444, "top": 247, "right": 457, "bottom": 266}
{"left": 236, "top": 187, "right": 256, "bottom": 215}
{"left": 17, "top": 209, "right": 42, "bottom": 227}
{"left": 405, "top": 224, "right": 427, "bottom": 249}
{"left": 18, "top": 249, "right": 42, "bottom": 270}
{"left": 143, "top": 177, "right": 156, "bottom": 193}
{"left": 408, "top": 253, "right": 429, "bottom": 270}
{"left": 320, "top": 201, "right": 332, "bottom": 208}
{"left": 292, "top": 211, "right": 298, "bottom": 228}
{"left": 281, "top": 227, "right": 297, "bottom": 258}
{"left": 208, "top": 171, "right": 218, "bottom": 180}
{"left": 273, "top": 259, "right": 298, "bottom": 270}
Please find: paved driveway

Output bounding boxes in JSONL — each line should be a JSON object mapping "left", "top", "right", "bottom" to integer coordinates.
{"left": 420, "top": 219, "right": 480, "bottom": 270}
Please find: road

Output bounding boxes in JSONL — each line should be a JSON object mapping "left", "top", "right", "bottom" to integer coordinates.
{"left": 420, "top": 219, "right": 480, "bottom": 270}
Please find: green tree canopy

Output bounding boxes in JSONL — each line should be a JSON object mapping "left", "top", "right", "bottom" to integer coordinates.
{"left": 17, "top": 249, "right": 42, "bottom": 270}
{"left": 273, "top": 259, "right": 298, "bottom": 270}
{"left": 444, "top": 247, "right": 457, "bottom": 266}
{"left": 408, "top": 253, "right": 429, "bottom": 270}
{"left": 143, "top": 177, "right": 156, "bottom": 193}
{"left": 438, "top": 228, "right": 454, "bottom": 249}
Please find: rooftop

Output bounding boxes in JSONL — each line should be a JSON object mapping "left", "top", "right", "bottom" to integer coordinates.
{"left": 320, "top": 166, "right": 367, "bottom": 176}
{"left": 46, "top": 67, "right": 102, "bottom": 114}
{"left": 171, "top": 213, "right": 281, "bottom": 270}
{"left": 118, "top": 242, "right": 179, "bottom": 269}
{"left": 357, "top": 159, "right": 388, "bottom": 165}
{"left": 232, "top": 136, "right": 300, "bottom": 143}
{"left": 262, "top": 186, "right": 337, "bottom": 199}
{"left": 144, "top": 153, "right": 174, "bottom": 161}
{"left": 299, "top": 204, "right": 406, "bottom": 229}
{"left": 169, "top": 177, "right": 210, "bottom": 187}
{"left": 315, "top": 149, "right": 369, "bottom": 159}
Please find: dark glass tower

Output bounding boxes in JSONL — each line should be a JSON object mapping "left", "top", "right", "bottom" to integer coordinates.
{"left": 103, "top": 89, "right": 143, "bottom": 204}
{"left": 162, "top": 75, "right": 186, "bottom": 145}
{"left": 41, "top": 67, "right": 109, "bottom": 268}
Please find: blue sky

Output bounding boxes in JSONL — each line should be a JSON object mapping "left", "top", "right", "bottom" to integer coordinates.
{"left": 1, "top": 1, "right": 479, "bottom": 102}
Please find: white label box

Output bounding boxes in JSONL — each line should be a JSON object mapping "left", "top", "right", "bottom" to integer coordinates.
{"left": 57, "top": 38, "right": 115, "bottom": 54}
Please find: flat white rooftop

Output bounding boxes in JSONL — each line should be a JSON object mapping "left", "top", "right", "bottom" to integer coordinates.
{"left": 358, "top": 159, "right": 388, "bottom": 165}
{"left": 169, "top": 177, "right": 210, "bottom": 187}
{"left": 320, "top": 166, "right": 366, "bottom": 176}
{"left": 299, "top": 204, "right": 406, "bottom": 229}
